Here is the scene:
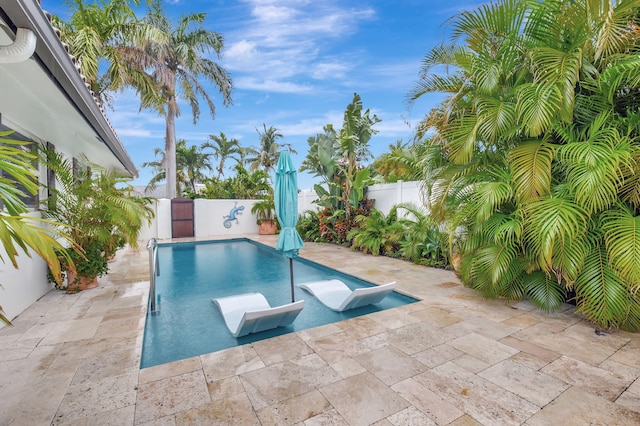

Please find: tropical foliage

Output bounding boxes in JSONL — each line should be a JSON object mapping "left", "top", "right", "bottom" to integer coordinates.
{"left": 207, "top": 132, "right": 243, "bottom": 178}
{"left": 245, "top": 124, "right": 294, "bottom": 174}
{"left": 398, "top": 203, "right": 448, "bottom": 267}
{"left": 42, "top": 149, "right": 154, "bottom": 287}
{"left": 0, "top": 132, "right": 73, "bottom": 324}
{"left": 200, "top": 163, "right": 271, "bottom": 200}
{"left": 53, "top": 0, "right": 163, "bottom": 106}
{"left": 410, "top": 0, "right": 640, "bottom": 330}
{"left": 300, "top": 201, "right": 450, "bottom": 268}
{"left": 296, "top": 210, "right": 323, "bottom": 242}
{"left": 142, "top": 139, "right": 216, "bottom": 195}
{"left": 177, "top": 142, "right": 214, "bottom": 195}
{"left": 372, "top": 140, "right": 429, "bottom": 183}
{"left": 302, "top": 93, "right": 381, "bottom": 212}
{"left": 347, "top": 206, "right": 404, "bottom": 256}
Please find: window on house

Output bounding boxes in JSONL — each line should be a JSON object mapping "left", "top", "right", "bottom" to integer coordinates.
{"left": 0, "top": 128, "right": 39, "bottom": 210}
{"left": 46, "top": 142, "right": 56, "bottom": 210}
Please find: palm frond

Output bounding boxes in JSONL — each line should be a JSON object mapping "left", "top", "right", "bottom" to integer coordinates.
{"left": 574, "top": 245, "right": 640, "bottom": 330}
{"left": 524, "top": 196, "right": 589, "bottom": 271}
{"left": 525, "top": 270, "right": 567, "bottom": 313}
{"left": 467, "top": 242, "right": 524, "bottom": 300}
{"left": 476, "top": 96, "right": 518, "bottom": 143}
{"left": 517, "top": 83, "right": 562, "bottom": 137}
{"left": 601, "top": 206, "right": 640, "bottom": 287}
{"left": 508, "top": 140, "right": 555, "bottom": 203}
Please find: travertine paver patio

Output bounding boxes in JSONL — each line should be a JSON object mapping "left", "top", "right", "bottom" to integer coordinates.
{"left": 1, "top": 234, "right": 640, "bottom": 425}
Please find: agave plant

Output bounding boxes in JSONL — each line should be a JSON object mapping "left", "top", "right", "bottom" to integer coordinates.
{"left": 410, "top": 0, "right": 640, "bottom": 330}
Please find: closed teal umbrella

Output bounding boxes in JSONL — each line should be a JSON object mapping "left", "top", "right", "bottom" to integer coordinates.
{"left": 275, "top": 151, "right": 304, "bottom": 302}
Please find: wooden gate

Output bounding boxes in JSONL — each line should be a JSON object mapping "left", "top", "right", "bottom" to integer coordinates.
{"left": 171, "top": 198, "right": 194, "bottom": 238}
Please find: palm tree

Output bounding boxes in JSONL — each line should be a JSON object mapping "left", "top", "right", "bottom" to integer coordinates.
{"left": 244, "top": 124, "right": 291, "bottom": 174}
{"left": 42, "top": 149, "right": 154, "bottom": 289}
{"left": 409, "top": 0, "right": 640, "bottom": 330}
{"left": 140, "top": 0, "right": 233, "bottom": 199}
{"left": 206, "top": 132, "right": 243, "bottom": 178}
{"left": 54, "top": 0, "right": 163, "bottom": 105}
{"left": 143, "top": 139, "right": 212, "bottom": 195}
{"left": 179, "top": 141, "right": 214, "bottom": 194}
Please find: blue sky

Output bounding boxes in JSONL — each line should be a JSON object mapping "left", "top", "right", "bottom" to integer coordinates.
{"left": 47, "top": 0, "right": 482, "bottom": 190}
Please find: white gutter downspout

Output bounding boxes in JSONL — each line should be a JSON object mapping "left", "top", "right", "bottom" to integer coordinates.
{"left": 0, "top": 28, "right": 36, "bottom": 63}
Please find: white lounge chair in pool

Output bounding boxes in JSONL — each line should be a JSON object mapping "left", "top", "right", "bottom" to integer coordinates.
{"left": 297, "top": 280, "right": 396, "bottom": 312}
{"left": 213, "top": 293, "right": 304, "bottom": 337}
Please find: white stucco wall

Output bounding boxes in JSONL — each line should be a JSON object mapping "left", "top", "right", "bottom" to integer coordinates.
{"left": 137, "top": 181, "right": 426, "bottom": 244}
{"left": 0, "top": 209, "right": 54, "bottom": 328}
{"left": 0, "top": 226, "right": 51, "bottom": 324}
{"left": 194, "top": 199, "right": 260, "bottom": 237}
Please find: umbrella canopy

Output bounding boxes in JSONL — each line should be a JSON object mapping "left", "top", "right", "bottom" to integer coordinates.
{"left": 274, "top": 151, "right": 304, "bottom": 302}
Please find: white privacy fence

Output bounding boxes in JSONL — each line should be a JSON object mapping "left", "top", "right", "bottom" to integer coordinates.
{"left": 138, "top": 180, "right": 425, "bottom": 241}
{"left": 366, "top": 180, "right": 424, "bottom": 215}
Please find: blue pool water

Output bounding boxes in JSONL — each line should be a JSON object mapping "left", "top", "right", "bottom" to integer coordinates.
{"left": 141, "top": 239, "right": 418, "bottom": 368}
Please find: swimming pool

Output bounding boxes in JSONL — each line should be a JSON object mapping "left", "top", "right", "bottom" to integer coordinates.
{"left": 141, "top": 239, "right": 418, "bottom": 368}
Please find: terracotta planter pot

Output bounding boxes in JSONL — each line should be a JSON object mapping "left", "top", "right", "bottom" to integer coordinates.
{"left": 258, "top": 221, "right": 277, "bottom": 235}
{"left": 66, "top": 270, "right": 99, "bottom": 293}
{"left": 451, "top": 253, "right": 462, "bottom": 276}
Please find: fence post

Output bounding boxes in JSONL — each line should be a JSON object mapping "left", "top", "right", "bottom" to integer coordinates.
{"left": 397, "top": 180, "right": 404, "bottom": 206}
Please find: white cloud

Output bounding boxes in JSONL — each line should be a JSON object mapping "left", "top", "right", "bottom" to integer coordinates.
{"left": 311, "top": 61, "right": 350, "bottom": 80}
{"left": 252, "top": 5, "right": 298, "bottom": 23}
{"left": 117, "top": 128, "right": 155, "bottom": 138}
{"left": 223, "top": 0, "right": 376, "bottom": 93}
{"left": 234, "top": 77, "right": 314, "bottom": 93}
{"left": 225, "top": 40, "right": 258, "bottom": 65}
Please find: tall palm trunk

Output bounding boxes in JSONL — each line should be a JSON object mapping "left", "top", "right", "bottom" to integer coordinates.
{"left": 165, "top": 93, "right": 178, "bottom": 199}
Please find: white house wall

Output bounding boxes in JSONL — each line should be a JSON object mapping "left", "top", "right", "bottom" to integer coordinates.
{"left": 0, "top": 212, "right": 50, "bottom": 323}
{"left": 0, "top": 2, "right": 139, "bottom": 328}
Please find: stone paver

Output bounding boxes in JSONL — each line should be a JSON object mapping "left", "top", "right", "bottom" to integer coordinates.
{"left": 478, "top": 359, "right": 569, "bottom": 407}
{"left": 134, "top": 370, "right": 210, "bottom": 424}
{"left": 541, "top": 356, "right": 633, "bottom": 401}
{"left": 525, "top": 386, "right": 640, "bottom": 425}
{"left": 0, "top": 235, "right": 639, "bottom": 425}
{"left": 320, "top": 372, "right": 410, "bottom": 426}
{"left": 240, "top": 353, "right": 342, "bottom": 410}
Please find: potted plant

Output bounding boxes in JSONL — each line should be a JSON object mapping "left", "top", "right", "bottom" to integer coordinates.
{"left": 43, "top": 149, "right": 154, "bottom": 292}
{"left": 251, "top": 197, "right": 277, "bottom": 235}
{"left": 60, "top": 241, "right": 108, "bottom": 291}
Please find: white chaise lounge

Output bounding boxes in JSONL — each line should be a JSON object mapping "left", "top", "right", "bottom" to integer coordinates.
{"left": 297, "top": 280, "right": 396, "bottom": 312}
{"left": 213, "top": 293, "right": 304, "bottom": 337}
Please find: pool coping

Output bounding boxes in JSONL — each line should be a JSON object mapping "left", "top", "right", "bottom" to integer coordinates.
{"left": 140, "top": 236, "right": 420, "bottom": 369}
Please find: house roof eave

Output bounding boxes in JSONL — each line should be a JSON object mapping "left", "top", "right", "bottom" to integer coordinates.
{"left": 1, "top": 0, "right": 139, "bottom": 178}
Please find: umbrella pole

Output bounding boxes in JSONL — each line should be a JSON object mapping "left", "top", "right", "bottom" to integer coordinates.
{"left": 289, "top": 258, "right": 295, "bottom": 303}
